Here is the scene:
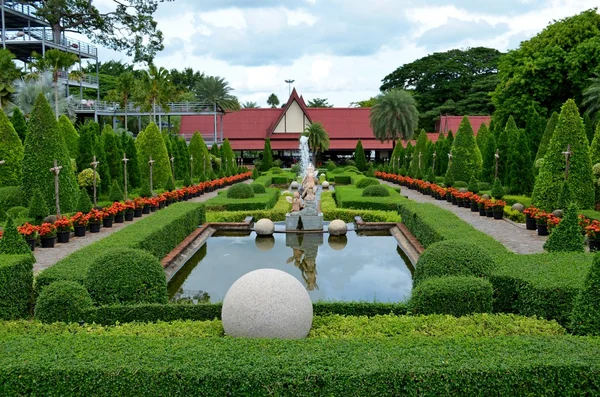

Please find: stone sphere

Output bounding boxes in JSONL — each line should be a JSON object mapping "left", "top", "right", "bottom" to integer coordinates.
{"left": 255, "top": 236, "right": 275, "bottom": 251}
{"left": 328, "top": 235, "right": 348, "bottom": 250}
{"left": 552, "top": 209, "right": 564, "bottom": 218}
{"left": 255, "top": 218, "right": 275, "bottom": 236}
{"left": 511, "top": 203, "right": 525, "bottom": 213}
{"left": 290, "top": 181, "right": 300, "bottom": 189}
{"left": 322, "top": 181, "right": 330, "bottom": 189}
{"left": 459, "top": 188, "right": 468, "bottom": 193}
{"left": 328, "top": 219, "right": 347, "bottom": 236}
{"left": 222, "top": 269, "right": 313, "bottom": 339}
{"left": 481, "top": 194, "right": 491, "bottom": 200}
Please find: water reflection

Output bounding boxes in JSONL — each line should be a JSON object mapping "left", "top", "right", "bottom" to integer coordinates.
{"left": 285, "top": 234, "right": 322, "bottom": 291}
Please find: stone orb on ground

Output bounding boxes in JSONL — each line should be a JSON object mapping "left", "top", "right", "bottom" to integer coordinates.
{"left": 328, "top": 219, "right": 347, "bottom": 236}
{"left": 222, "top": 269, "right": 313, "bottom": 339}
{"left": 512, "top": 203, "right": 525, "bottom": 213}
{"left": 290, "top": 181, "right": 300, "bottom": 189}
{"left": 255, "top": 218, "right": 275, "bottom": 235}
{"left": 322, "top": 181, "right": 330, "bottom": 189}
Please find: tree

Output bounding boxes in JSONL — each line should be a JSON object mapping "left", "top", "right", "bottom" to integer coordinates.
{"left": 22, "top": 0, "right": 172, "bottom": 63}
{"left": 497, "top": 116, "right": 519, "bottom": 183}
{"left": 0, "top": 109, "right": 24, "bottom": 187}
{"left": 448, "top": 117, "right": 482, "bottom": 182}
{"left": 57, "top": 115, "right": 79, "bottom": 159}
{"left": 505, "top": 128, "right": 534, "bottom": 195}
{"left": 221, "top": 138, "right": 236, "bottom": 174}
{"left": 570, "top": 251, "right": 600, "bottom": 335}
{"left": 369, "top": 89, "right": 419, "bottom": 142}
{"left": 409, "top": 130, "right": 429, "bottom": 177}
{"left": 136, "top": 123, "right": 171, "bottom": 189}
{"left": 481, "top": 132, "right": 497, "bottom": 183}
{"left": 0, "top": 49, "right": 20, "bottom": 110}
{"left": 536, "top": 112, "right": 560, "bottom": 162}
{"left": 123, "top": 133, "right": 140, "bottom": 188}
{"left": 261, "top": 139, "right": 273, "bottom": 171}
{"left": 307, "top": 98, "right": 333, "bottom": 108}
{"left": 354, "top": 140, "right": 367, "bottom": 171}
{"left": 590, "top": 123, "right": 600, "bottom": 166}
{"left": 583, "top": 72, "right": 600, "bottom": 124}
{"left": 435, "top": 132, "right": 449, "bottom": 176}
{"left": 267, "top": 93, "right": 280, "bottom": 108}
{"left": 0, "top": 218, "right": 31, "bottom": 255}
{"left": 90, "top": 123, "right": 111, "bottom": 192}
{"left": 10, "top": 107, "right": 27, "bottom": 143}
{"left": 350, "top": 97, "right": 378, "bottom": 108}
{"left": 390, "top": 139, "right": 404, "bottom": 172}
{"left": 194, "top": 76, "right": 240, "bottom": 142}
{"left": 102, "top": 125, "right": 123, "bottom": 185}
{"left": 525, "top": 103, "right": 547, "bottom": 156}
{"left": 475, "top": 123, "right": 491, "bottom": 158}
{"left": 136, "top": 64, "right": 173, "bottom": 125}
{"left": 584, "top": 113, "right": 595, "bottom": 144}
{"left": 22, "top": 93, "right": 79, "bottom": 212}
{"left": 188, "top": 132, "right": 211, "bottom": 180}
{"left": 492, "top": 10, "right": 600, "bottom": 127}
{"left": 173, "top": 136, "right": 190, "bottom": 180}
{"left": 544, "top": 202, "right": 584, "bottom": 252}
{"left": 532, "top": 99, "right": 594, "bottom": 210}
{"left": 116, "top": 72, "right": 135, "bottom": 130}
{"left": 77, "top": 121, "right": 95, "bottom": 173}
{"left": 242, "top": 101, "right": 259, "bottom": 108}
{"left": 11, "top": 72, "right": 70, "bottom": 118}
{"left": 381, "top": 47, "right": 502, "bottom": 131}
{"left": 303, "top": 122, "right": 330, "bottom": 166}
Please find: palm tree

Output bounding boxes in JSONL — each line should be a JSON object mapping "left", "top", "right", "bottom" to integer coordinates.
{"left": 136, "top": 64, "right": 173, "bottom": 125}
{"left": 10, "top": 72, "right": 71, "bottom": 118}
{"left": 307, "top": 98, "right": 333, "bottom": 108}
{"left": 0, "top": 49, "right": 21, "bottom": 110}
{"left": 267, "top": 93, "right": 280, "bottom": 108}
{"left": 194, "top": 76, "right": 240, "bottom": 143}
{"left": 242, "top": 101, "right": 259, "bottom": 108}
{"left": 116, "top": 71, "right": 135, "bottom": 131}
{"left": 369, "top": 89, "right": 419, "bottom": 142}
{"left": 583, "top": 73, "right": 600, "bottom": 123}
{"left": 30, "top": 49, "right": 79, "bottom": 119}
{"left": 303, "top": 122, "right": 330, "bottom": 166}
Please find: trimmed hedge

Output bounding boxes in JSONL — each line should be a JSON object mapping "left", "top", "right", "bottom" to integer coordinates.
{"left": 271, "top": 176, "right": 291, "bottom": 185}
{"left": 0, "top": 254, "right": 34, "bottom": 320}
{"left": 34, "top": 281, "right": 93, "bottom": 323}
{"left": 204, "top": 188, "right": 279, "bottom": 211}
{"left": 251, "top": 182, "right": 266, "bottom": 194}
{"left": 205, "top": 194, "right": 291, "bottom": 222}
{"left": 321, "top": 191, "right": 400, "bottom": 223}
{"left": 410, "top": 276, "right": 494, "bottom": 316}
{"left": 334, "top": 175, "right": 352, "bottom": 185}
{"left": 1, "top": 335, "right": 600, "bottom": 395}
{"left": 36, "top": 202, "right": 205, "bottom": 292}
{"left": 335, "top": 186, "right": 403, "bottom": 211}
{"left": 570, "top": 252, "right": 600, "bottom": 335}
{"left": 226, "top": 183, "right": 254, "bottom": 199}
{"left": 356, "top": 177, "right": 379, "bottom": 189}
{"left": 362, "top": 185, "right": 390, "bottom": 197}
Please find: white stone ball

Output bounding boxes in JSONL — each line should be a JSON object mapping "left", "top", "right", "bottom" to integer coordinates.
{"left": 255, "top": 218, "right": 274, "bottom": 235}
{"left": 328, "top": 219, "right": 347, "bottom": 236}
{"left": 328, "top": 235, "right": 348, "bottom": 250}
{"left": 255, "top": 236, "right": 275, "bottom": 251}
{"left": 322, "top": 181, "right": 330, "bottom": 189}
{"left": 511, "top": 203, "right": 525, "bottom": 213}
{"left": 290, "top": 181, "right": 300, "bottom": 189}
{"left": 222, "top": 269, "right": 313, "bottom": 339}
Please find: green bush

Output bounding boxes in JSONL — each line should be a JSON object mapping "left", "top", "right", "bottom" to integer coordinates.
{"left": 478, "top": 182, "right": 491, "bottom": 191}
{"left": 468, "top": 175, "right": 479, "bottom": 193}
{"left": 0, "top": 254, "right": 34, "bottom": 320}
{"left": 271, "top": 176, "right": 291, "bottom": 185}
{"left": 503, "top": 195, "right": 532, "bottom": 208}
{"left": 164, "top": 176, "right": 175, "bottom": 192}
{"left": 453, "top": 180, "right": 468, "bottom": 188}
{"left": 0, "top": 186, "right": 24, "bottom": 220}
{"left": 362, "top": 185, "right": 390, "bottom": 197}
{"left": 250, "top": 182, "right": 266, "bottom": 194}
{"left": 504, "top": 207, "right": 525, "bottom": 223}
{"left": 334, "top": 175, "right": 352, "bottom": 185}
{"left": 77, "top": 168, "right": 101, "bottom": 190}
{"left": 269, "top": 167, "right": 283, "bottom": 174}
{"left": 76, "top": 188, "right": 93, "bottom": 213}
{"left": 448, "top": 116, "right": 483, "bottom": 182}
{"left": 334, "top": 186, "right": 402, "bottom": 211}
{"left": 544, "top": 203, "right": 584, "bottom": 252}
{"left": 28, "top": 188, "right": 50, "bottom": 222}
{"left": 10, "top": 106, "right": 27, "bottom": 143}
{"left": 570, "top": 252, "right": 600, "bottom": 335}
{"left": 5, "top": 206, "right": 28, "bottom": 221}
{"left": 260, "top": 138, "right": 273, "bottom": 171}
{"left": 206, "top": 188, "right": 278, "bottom": 211}
{"left": 354, "top": 139, "right": 367, "bottom": 171}
{"left": 321, "top": 191, "right": 400, "bottom": 222}
{"left": 326, "top": 160, "right": 336, "bottom": 171}
{"left": 136, "top": 123, "right": 171, "bottom": 191}
{"left": 206, "top": 194, "right": 291, "bottom": 222}
{"left": 491, "top": 177, "right": 505, "bottom": 199}
{"left": 34, "top": 281, "right": 93, "bottom": 323}
{"left": 0, "top": 109, "right": 24, "bottom": 187}
{"left": 253, "top": 175, "right": 272, "bottom": 187}
{"left": 57, "top": 115, "right": 79, "bottom": 159}
{"left": 85, "top": 248, "right": 168, "bottom": 306}
{"left": 226, "top": 183, "right": 254, "bottom": 199}
{"left": 108, "top": 180, "right": 124, "bottom": 202}
{"left": 356, "top": 177, "right": 379, "bottom": 189}
{"left": 188, "top": 132, "right": 212, "bottom": 179}
{"left": 0, "top": 218, "right": 31, "bottom": 255}
{"left": 410, "top": 276, "right": 493, "bottom": 316}
{"left": 413, "top": 240, "right": 495, "bottom": 286}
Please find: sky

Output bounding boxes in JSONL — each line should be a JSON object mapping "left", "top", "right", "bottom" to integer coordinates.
{"left": 92, "top": 0, "right": 599, "bottom": 107}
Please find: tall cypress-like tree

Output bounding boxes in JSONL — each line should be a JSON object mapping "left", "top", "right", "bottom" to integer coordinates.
{"left": 409, "top": 130, "right": 428, "bottom": 177}
{"left": 390, "top": 139, "right": 404, "bottom": 172}
{"left": 188, "top": 132, "right": 211, "bottom": 180}
{"left": 124, "top": 134, "right": 140, "bottom": 188}
{"left": 448, "top": 116, "right": 482, "bottom": 182}
{"left": 22, "top": 93, "right": 79, "bottom": 212}
{"left": 354, "top": 139, "right": 367, "bottom": 171}
{"left": 261, "top": 138, "right": 273, "bottom": 171}
{"left": 404, "top": 141, "right": 414, "bottom": 170}
{"left": 91, "top": 122, "right": 110, "bottom": 192}
{"left": 505, "top": 128, "right": 534, "bottom": 194}
{"left": 174, "top": 136, "right": 190, "bottom": 180}
{"left": 101, "top": 125, "right": 123, "bottom": 185}
{"left": 136, "top": 123, "right": 171, "bottom": 189}
{"left": 10, "top": 107, "right": 27, "bottom": 143}
{"left": 536, "top": 112, "right": 560, "bottom": 162}
{"left": 497, "top": 116, "right": 518, "bottom": 183}
{"left": 0, "top": 110, "right": 24, "bottom": 187}
{"left": 435, "top": 132, "right": 449, "bottom": 176}
{"left": 532, "top": 99, "right": 594, "bottom": 210}
{"left": 57, "top": 115, "right": 79, "bottom": 159}
{"left": 77, "top": 121, "right": 95, "bottom": 172}
{"left": 590, "top": 123, "right": 600, "bottom": 166}
{"left": 584, "top": 113, "right": 595, "bottom": 144}
{"left": 481, "top": 132, "right": 497, "bottom": 183}
{"left": 525, "top": 104, "right": 546, "bottom": 156}
{"left": 221, "top": 138, "right": 236, "bottom": 174}
{"left": 475, "top": 123, "right": 491, "bottom": 157}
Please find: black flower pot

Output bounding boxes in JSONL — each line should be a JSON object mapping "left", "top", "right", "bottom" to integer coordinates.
{"left": 114, "top": 214, "right": 124, "bottom": 223}
{"left": 89, "top": 222, "right": 101, "bottom": 233}
{"left": 525, "top": 217, "right": 537, "bottom": 230}
{"left": 589, "top": 239, "right": 600, "bottom": 252}
{"left": 479, "top": 207, "right": 486, "bottom": 216}
{"left": 537, "top": 224, "right": 549, "bottom": 236}
{"left": 486, "top": 210, "right": 494, "bottom": 218}
{"left": 40, "top": 236, "right": 55, "bottom": 248}
{"left": 150, "top": 206, "right": 158, "bottom": 212}
{"left": 471, "top": 203, "right": 479, "bottom": 212}
{"left": 56, "top": 231, "right": 70, "bottom": 243}
{"left": 446, "top": 195, "right": 452, "bottom": 203}
{"left": 142, "top": 206, "right": 150, "bottom": 214}
{"left": 134, "top": 208, "right": 143, "bottom": 218}
{"left": 26, "top": 238, "right": 36, "bottom": 251}
{"left": 74, "top": 225, "right": 86, "bottom": 237}
{"left": 103, "top": 217, "right": 114, "bottom": 228}
{"left": 166, "top": 199, "right": 173, "bottom": 206}
{"left": 125, "top": 212, "right": 134, "bottom": 221}
{"left": 494, "top": 211, "right": 504, "bottom": 220}
{"left": 464, "top": 201, "right": 471, "bottom": 209}
{"left": 458, "top": 200, "right": 465, "bottom": 208}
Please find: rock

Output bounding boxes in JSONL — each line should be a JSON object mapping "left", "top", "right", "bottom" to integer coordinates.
{"left": 511, "top": 203, "right": 525, "bottom": 213}
{"left": 552, "top": 209, "right": 564, "bottom": 218}
{"left": 481, "top": 194, "right": 491, "bottom": 200}
{"left": 43, "top": 215, "right": 58, "bottom": 224}
{"left": 255, "top": 236, "right": 275, "bottom": 251}
{"left": 290, "top": 181, "right": 300, "bottom": 189}
{"left": 255, "top": 218, "right": 275, "bottom": 235}
{"left": 328, "top": 235, "right": 348, "bottom": 250}
{"left": 328, "top": 219, "right": 347, "bottom": 236}
{"left": 322, "top": 181, "right": 330, "bottom": 189}
{"left": 459, "top": 188, "right": 468, "bottom": 193}
{"left": 222, "top": 269, "right": 313, "bottom": 339}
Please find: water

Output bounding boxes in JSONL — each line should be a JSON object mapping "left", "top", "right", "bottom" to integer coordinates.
{"left": 299, "top": 135, "right": 311, "bottom": 177}
{"left": 168, "top": 231, "right": 414, "bottom": 303}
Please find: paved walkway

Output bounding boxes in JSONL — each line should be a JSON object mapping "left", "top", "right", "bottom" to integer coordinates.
{"left": 383, "top": 181, "right": 547, "bottom": 255}
{"left": 33, "top": 182, "right": 247, "bottom": 274}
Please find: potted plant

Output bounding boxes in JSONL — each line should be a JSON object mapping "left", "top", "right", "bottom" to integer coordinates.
{"left": 133, "top": 197, "right": 145, "bottom": 217}
{"left": 586, "top": 220, "right": 600, "bottom": 252}
{"left": 71, "top": 212, "right": 89, "bottom": 237}
{"left": 54, "top": 216, "right": 72, "bottom": 243}
{"left": 17, "top": 222, "right": 38, "bottom": 251}
{"left": 535, "top": 212, "right": 550, "bottom": 236}
{"left": 523, "top": 206, "right": 539, "bottom": 230}
{"left": 87, "top": 209, "right": 104, "bottom": 233}
{"left": 103, "top": 205, "right": 118, "bottom": 228}
{"left": 141, "top": 197, "right": 151, "bottom": 214}
{"left": 110, "top": 202, "right": 126, "bottom": 223}
{"left": 38, "top": 223, "right": 57, "bottom": 248}
{"left": 470, "top": 194, "right": 480, "bottom": 213}
{"left": 492, "top": 200, "right": 506, "bottom": 220}
{"left": 124, "top": 201, "right": 135, "bottom": 221}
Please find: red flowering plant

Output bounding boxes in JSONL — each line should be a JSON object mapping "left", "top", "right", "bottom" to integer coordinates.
{"left": 471, "top": 194, "right": 481, "bottom": 204}
{"left": 546, "top": 214, "right": 561, "bottom": 232}
{"left": 523, "top": 206, "right": 540, "bottom": 220}
{"left": 146, "top": 197, "right": 160, "bottom": 207}
{"left": 123, "top": 200, "right": 135, "bottom": 213}
{"left": 71, "top": 212, "right": 90, "bottom": 227}
{"left": 17, "top": 223, "right": 38, "bottom": 239}
{"left": 53, "top": 216, "right": 72, "bottom": 232}
{"left": 534, "top": 211, "right": 551, "bottom": 225}
{"left": 38, "top": 223, "right": 57, "bottom": 238}
{"left": 109, "top": 201, "right": 128, "bottom": 216}
{"left": 491, "top": 199, "right": 506, "bottom": 210}
{"left": 133, "top": 197, "right": 146, "bottom": 209}
{"left": 585, "top": 220, "right": 600, "bottom": 240}
{"left": 87, "top": 208, "right": 105, "bottom": 223}
{"left": 103, "top": 204, "right": 119, "bottom": 219}
{"left": 578, "top": 215, "right": 591, "bottom": 234}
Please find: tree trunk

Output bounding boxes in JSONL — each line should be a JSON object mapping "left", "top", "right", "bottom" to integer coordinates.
{"left": 52, "top": 24, "right": 62, "bottom": 45}
{"left": 54, "top": 79, "right": 59, "bottom": 120}
{"left": 124, "top": 97, "right": 128, "bottom": 131}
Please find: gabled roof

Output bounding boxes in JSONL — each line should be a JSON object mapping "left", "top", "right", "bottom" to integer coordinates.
{"left": 268, "top": 88, "right": 313, "bottom": 135}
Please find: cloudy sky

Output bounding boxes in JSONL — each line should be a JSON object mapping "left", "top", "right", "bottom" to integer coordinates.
{"left": 96, "top": 0, "right": 599, "bottom": 107}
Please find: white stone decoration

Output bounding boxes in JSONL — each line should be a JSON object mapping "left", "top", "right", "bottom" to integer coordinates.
{"left": 255, "top": 236, "right": 275, "bottom": 251}
{"left": 290, "top": 181, "right": 300, "bottom": 189}
{"left": 328, "top": 235, "right": 347, "bottom": 250}
{"left": 222, "top": 269, "right": 313, "bottom": 339}
{"left": 255, "top": 218, "right": 275, "bottom": 235}
{"left": 322, "top": 181, "right": 330, "bottom": 189}
{"left": 328, "top": 219, "right": 347, "bottom": 236}
{"left": 511, "top": 203, "right": 525, "bottom": 213}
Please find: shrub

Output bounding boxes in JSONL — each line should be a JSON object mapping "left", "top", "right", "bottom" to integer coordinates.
{"left": 410, "top": 276, "right": 493, "bottom": 316}
{"left": 85, "top": 248, "right": 168, "bottom": 306}
{"left": 453, "top": 180, "right": 468, "bottom": 188}
{"left": 28, "top": 188, "right": 50, "bottom": 223}
{"left": 536, "top": 111, "right": 559, "bottom": 162}
{"left": 448, "top": 116, "right": 483, "bottom": 182}
{"left": 76, "top": 188, "right": 93, "bottom": 213}
{"left": 356, "top": 177, "right": 379, "bottom": 189}
{"left": 443, "top": 170, "right": 454, "bottom": 187}
{"left": 361, "top": 185, "right": 390, "bottom": 197}
{"left": 570, "top": 253, "right": 600, "bottom": 335}
{"left": 188, "top": 132, "right": 212, "bottom": 179}
{"left": 0, "top": 254, "right": 34, "bottom": 320}
{"left": 108, "top": 180, "right": 124, "bottom": 202}
{"left": 5, "top": 206, "right": 28, "bottom": 220}
{"left": 505, "top": 128, "right": 534, "bottom": 195}
{"left": 0, "top": 218, "right": 31, "bottom": 255}
{"left": 34, "top": 281, "right": 93, "bottom": 323}
{"left": 251, "top": 183, "right": 265, "bottom": 194}
{"left": 320, "top": 191, "right": 400, "bottom": 222}
{"left": 326, "top": 160, "right": 336, "bottom": 171}
{"left": 226, "top": 183, "right": 254, "bottom": 199}
{"left": 557, "top": 181, "right": 572, "bottom": 210}
{"left": 10, "top": 106, "right": 27, "bottom": 142}
{"left": 413, "top": 240, "right": 495, "bottom": 287}
{"left": 334, "top": 175, "right": 352, "bottom": 185}
{"left": 354, "top": 139, "right": 367, "bottom": 171}
{"left": 544, "top": 203, "right": 584, "bottom": 253}
{"left": 57, "top": 114, "right": 79, "bottom": 159}
{"left": 136, "top": 123, "right": 171, "bottom": 190}
{"left": 77, "top": 168, "right": 101, "bottom": 190}
{"left": 164, "top": 176, "right": 175, "bottom": 192}
{"left": 0, "top": 186, "right": 24, "bottom": 220}
{"left": 269, "top": 167, "right": 283, "bottom": 174}
{"left": 491, "top": 177, "right": 505, "bottom": 199}
{"left": 260, "top": 138, "right": 273, "bottom": 171}
{"left": 0, "top": 109, "right": 24, "bottom": 187}
{"left": 478, "top": 182, "right": 491, "bottom": 191}
{"left": 271, "top": 176, "right": 291, "bottom": 185}
{"left": 101, "top": 125, "right": 123, "bottom": 184}
{"left": 468, "top": 175, "right": 479, "bottom": 193}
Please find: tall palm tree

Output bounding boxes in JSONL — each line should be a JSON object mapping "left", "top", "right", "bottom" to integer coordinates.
{"left": 0, "top": 49, "right": 21, "bottom": 110}
{"left": 369, "top": 89, "right": 419, "bottom": 142}
{"left": 30, "top": 49, "right": 79, "bottom": 119}
{"left": 116, "top": 71, "right": 135, "bottom": 130}
{"left": 303, "top": 122, "right": 330, "bottom": 166}
{"left": 136, "top": 64, "right": 173, "bottom": 125}
{"left": 242, "top": 101, "right": 259, "bottom": 108}
{"left": 583, "top": 73, "right": 600, "bottom": 123}
{"left": 194, "top": 76, "right": 240, "bottom": 143}
{"left": 267, "top": 93, "right": 280, "bottom": 108}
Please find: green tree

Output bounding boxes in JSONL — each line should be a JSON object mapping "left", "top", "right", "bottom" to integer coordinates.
{"left": 497, "top": 116, "right": 519, "bottom": 183}
{"left": 10, "top": 107, "right": 27, "bottom": 143}
{"left": 525, "top": 103, "right": 547, "bottom": 156}
{"left": 267, "top": 93, "right": 280, "bottom": 108}
{"left": 435, "top": 132, "right": 449, "bottom": 176}
{"left": 135, "top": 122, "right": 171, "bottom": 189}
{"left": 188, "top": 132, "right": 211, "bottom": 180}
{"left": 221, "top": 138, "right": 236, "bottom": 174}
{"left": 532, "top": 99, "right": 594, "bottom": 210}
{"left": 481, "top": 132, "right": 497, "bottom": 182}
{"left": 173, "top": 136, "right": 190, "bottom": 180}
{"left": 505, "top": 128, "right": 534, "bottom": 195}
{"left": 492, "top": 10, "right": 600, "bottom": 127}
{"left": 242, "top": 101, "right": 259, "bottom": 108}
{"left": 543, "top": 203, "right": 584, "bottom": 252}
{"left": 570, "top": 251, "right": 600, "bottom": 335}
{"left": 390, "top": 139, "right": 404, "bottom": 172}
{"left": 92, "top": 124, "right": 111, "bottom": 193}
{"left": 0, "top": 110, "right": 24, "bottom": 187}
{"left": 491, "top": 178, "right": 505, "bottom": 199}
{"left": 369, "top": 89, "right": 419, "bottom": 142}
{"left": 307, "top": 98, "right": 333, "bottom": 108}
{"left": 28, "top": 188, "right": 50, "bottom": 224}
{"left": 475, "top": 123, "right": 491, "bottom": 158}
{"left": 77, "top": 121, "right": 95, "bottom": 172}
{"left": 354, "top": 140, "right": 367, "bottom": 171}
{"left": 536, "top": 112, "right": 560, "bottom": 162}
{"left": 102, "top": 125, "right": 123, "bottom": 185}
{"left": 584, "top": 113, "right": 595, "bottom": 144}
{"left": 261, "top": 139, "right": 273, "bottom": 171}
{"left": 115, "top": 72, "right": 135, "bottom": 130}
{"left": 590, "top": 123, "right": 600, "bottom": 166}
{"left": 583, "top": 72, "right": 600, "bottom": 124}
{"left": 448, "top": 116, "right": 482, "bottom": 182}
{"left": 123, "top": 134, "right": 140, "bottom": 188}
{"left": 194, "top": 76, "right": 240, "bottom": 143}
{"left": 0, "top": 49, "right": 20, "bottom": 110}
{"left": 75, "top": 187, "right": 92, "bottom": 213}
{"left": 0, "top": 218, "right": 31, "bottom": 255}
{"left": 409, "top": 130, "right": 428, "bottom": 177}
{"left": 303, "top": 122, "right": 330, "bottom": 166}
{"left": 22, "top": 94, "right": 79, "bottom": 212}
{"left": 136, "top": 64, "right": 173, "bottom": 125}
{"left": 57, "top": 115, "right": 79, "bottom": 159}
{"left": 30, "top": 50, "right": 78, "bottom": 119}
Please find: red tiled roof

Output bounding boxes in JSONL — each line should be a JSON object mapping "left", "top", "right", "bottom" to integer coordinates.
{"left": 436, "top": 115, "right": 491, "bottom": 134}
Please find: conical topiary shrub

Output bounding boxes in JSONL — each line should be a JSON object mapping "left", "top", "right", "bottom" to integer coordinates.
{"left": 0, "top": 217, "right": 31, "bottom": 255}
{"left": 28, "top": 188, "right": 50, "bottom": 223}
{"left": 57, "top": 114, "right": 79, "bottom": 159}
{"left": 135, "top": 122, "right": 171, "bottom": 190}
{"left": 491, "top": 178, "right": 504, "bottom": 199}
{"left": 10, "top": 107, "right": 27, "bottom": 143}
{"left": 448, "top": 116, "right": 482, "bottom": 182}
{"left": 76, "top": 187, "right": 93, "bottom": 213}
{"left": 188, "top": 131, "right": 212, "bottom": 179}
{"left": 108, "top": 180, "right": 124, "bottom": 202}
{"left": 0, "top": 109, "right": 24, "bottom": 187}
{"left": 543, "top": 202, "right": 584, "bottom": 253}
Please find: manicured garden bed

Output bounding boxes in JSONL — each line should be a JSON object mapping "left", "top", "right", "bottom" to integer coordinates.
{"left": 204, "top": 188, "right": 279, "bottom": 211}
{"left": 321, "top": 191, "right": 400, "bottom": 222}
{"left": 334, "top": 185, "right": 405, "bottom": 211}
{"left": 205, "top": 194, "right": 291, "bottom": 222}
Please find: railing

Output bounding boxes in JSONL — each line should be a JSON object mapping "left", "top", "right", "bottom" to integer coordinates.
{"left": 91, "top": 101, "right": 221, "bottom": 114}
{"left": 56, "top": 70, "right": 98, "bottom": 86}
{"left": 2, "top": 28, "right": 97, "bottom": 57}
{"left": 2, "top": 1, "right": 40, "bottom": 19}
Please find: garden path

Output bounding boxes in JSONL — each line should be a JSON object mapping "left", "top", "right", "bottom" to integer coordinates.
{"left": 33, "top": 182, "right": 250, "bottom": 274}
{"left": 382, "top": 181, "right": 547, "bottom": 255}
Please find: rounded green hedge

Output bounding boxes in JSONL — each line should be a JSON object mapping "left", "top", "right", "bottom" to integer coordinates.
{"left": 453, "top": 181, "right": 468, "bottom": 188}
{"left": 409, "top": 276, "right": 493, "bottom": 316}
{"left": 356, "top": 177, "right": 380, "bottom": 189}
{"left": 250, "top": 183, "right": 266, "bottom": 194}
{"left": 85, "top": 248, "right": 168, "bottom": 306}
{"left": 570, "top": 253, "right": 600, "bottom": 335}
{"left": 413, "top": 240, "right": 494, "bottom": 286}
{"left": 34, "top": 281, "right": 93, "bottom": 323}
{"left": 362, "top": 185, "right": 390, "bottom": 197}
{"left": 227, "top": 183, "right": 255, "bottom": 199}
{"left": 269, "top": 167, "right": 283, "bottom": 174}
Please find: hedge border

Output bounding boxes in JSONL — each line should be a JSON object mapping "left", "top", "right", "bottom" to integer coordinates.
{"left": 204, "top": 188, "right": 279, "bottom": 211}
{"left": 0, "top": 254, "right": 34, "bottom": 320}
{"left": 334, "top": 185, "right": 404, "bottom": 211}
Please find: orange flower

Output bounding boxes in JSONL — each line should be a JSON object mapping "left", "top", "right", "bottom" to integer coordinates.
{"left": 71, "top": 212, "right": 90, "bottom": 226}
{"left": 38, "top": 223, "right": 57, "bottom": 238}
{"left": 17, "top": 222, "right": 38, "bottom": 238}
{"left": 54, "top": 216, "right": 73, "bottom": 232}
